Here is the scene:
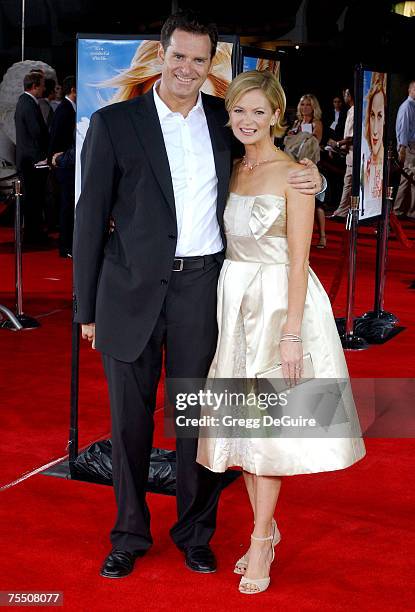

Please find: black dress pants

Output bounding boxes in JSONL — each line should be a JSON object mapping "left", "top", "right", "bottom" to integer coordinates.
{"left": 20, "top": 165, "right": 48, "bottom": 240}
{"left": 102, "top": 256, "right": 224, "bottom": 553}
{"left": 55, "top": 167, "right": 74, "bottom": 253}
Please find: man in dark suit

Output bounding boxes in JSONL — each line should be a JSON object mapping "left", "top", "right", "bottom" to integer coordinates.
{"left": 73, "top": 10, "right": 323, "bottom": 579}
{"left": 15, "top": 72, "right": 49, "bottom": 243}
{"left": 49, "top": 76, "right": 76, "bottom": 257}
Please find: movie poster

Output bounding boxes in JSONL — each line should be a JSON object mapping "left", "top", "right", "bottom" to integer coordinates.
{"left": 359, "top": 70, "right": 387, "bottom": 220}
{"left": 242, "top": 55, "right": 280, "bottom": 78}
{"left": 75, "top": 37, "right": 235, "bottom": 201}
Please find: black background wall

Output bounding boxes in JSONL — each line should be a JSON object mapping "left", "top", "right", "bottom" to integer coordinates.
{"left": 0, "top": 0, "right": 414, "bottom": 125}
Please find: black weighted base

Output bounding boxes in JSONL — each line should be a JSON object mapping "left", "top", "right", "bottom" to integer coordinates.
{"left": 1, "top": 313, "right": 40, "bottom": 331}
{"left": 335, "top": 317, "right": 369, "bottom": 350}
{"left": 42, "top": 440, "right": 240, "bottom": 495}
{"left": 340, "top": 334, "right": 369, "bottom": 350}
{"left": 356, "top": 315, "right": 404, "bottom": 344}
{"left": 360, "top": 310, "right": 398, "bottom": 325}
{"left": 336, "top": 315, "right": 404, "bottom": 345}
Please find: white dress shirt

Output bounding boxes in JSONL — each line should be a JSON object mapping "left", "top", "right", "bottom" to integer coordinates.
{"left": 65, "top": 95, "right": 77, "bottom": 112}
{"left": 330, "top": 109, "right": 340, "bottom": 130}
{"left": 344, "top": 105, "right": 354, "bottom": 166}
{"left": 153, "top": 83, "right": 223, "bottom": 257}
{"left": 24, "top": 91, "right": 39, "bottom": 104}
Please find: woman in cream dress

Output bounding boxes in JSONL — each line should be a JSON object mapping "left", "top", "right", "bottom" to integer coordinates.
{"left": 196, "top": 71, "right": 366, "bottom": 595}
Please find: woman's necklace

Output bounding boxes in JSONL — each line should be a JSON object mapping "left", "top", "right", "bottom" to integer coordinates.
{"left": 241, "top": 146, "right": 280, "bottom": 171}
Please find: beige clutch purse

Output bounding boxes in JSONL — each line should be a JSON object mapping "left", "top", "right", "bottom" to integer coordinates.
{"left": 255, "top": 353, "right": 315, "bottom": 392}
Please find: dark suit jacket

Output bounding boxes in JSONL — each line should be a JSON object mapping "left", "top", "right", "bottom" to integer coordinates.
{"left": 49, "top": 98, "right": 76, "bottom": 158}
{"left": 73, "top": 90, "right": 231, "bottom": 362}
{"left": 327, "top": 108, "right": 347, "bottom": 142}
{"left": 14, "top": 93, "right": 49, "bottom": 172}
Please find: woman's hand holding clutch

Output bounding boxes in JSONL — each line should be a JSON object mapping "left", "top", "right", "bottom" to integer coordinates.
{"left": 279, "top": 334, "right": 303, "bottom": 387}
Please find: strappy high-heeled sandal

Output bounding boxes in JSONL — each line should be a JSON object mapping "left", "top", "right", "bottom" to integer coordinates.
{"left": 234, "top": 518, "right": 280, "bottom": 575}
{"left": 238, "top": 532, "right": 275, "bottom": 595}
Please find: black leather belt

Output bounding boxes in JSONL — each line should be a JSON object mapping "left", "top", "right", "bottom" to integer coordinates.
{"left": 172, "top": 254, "right": 218, "bottom": 271}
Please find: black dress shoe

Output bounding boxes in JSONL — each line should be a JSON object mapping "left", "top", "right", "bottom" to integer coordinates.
{"left": 100, "top": 549, "right": 139, "bottom": 578}
{"left": 184, "top": 545, "right": 217, "bottom": 573}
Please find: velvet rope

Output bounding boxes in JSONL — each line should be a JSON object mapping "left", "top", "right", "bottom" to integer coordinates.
{"left": 389, "top": 212, "right": 414, "bottom": 249}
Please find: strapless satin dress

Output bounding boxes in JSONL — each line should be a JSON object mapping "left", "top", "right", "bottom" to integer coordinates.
{"left": 196, "top": 193, "right": 366, "bottom": 476}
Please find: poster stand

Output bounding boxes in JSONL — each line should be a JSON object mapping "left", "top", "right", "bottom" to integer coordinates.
{"left": 359, "top": 144, "right": 399, "bottom": 341}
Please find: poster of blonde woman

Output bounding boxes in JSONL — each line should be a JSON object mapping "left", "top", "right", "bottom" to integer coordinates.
{"left": 359, "top": 70, "right": 387, "bottom": 219}
{"left": 75, "top": 35, "right": 237, "bottom": 200}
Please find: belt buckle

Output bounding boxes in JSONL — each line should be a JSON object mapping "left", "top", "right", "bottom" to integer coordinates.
{"left": 173, "top": 258, "right": 184, "bottom": 272}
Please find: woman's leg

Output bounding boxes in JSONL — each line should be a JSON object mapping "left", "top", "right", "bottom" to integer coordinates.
{"left": 241, "top": 474, "right": 282, "bottom": 592}
{"left": 234, "top": 472, "right": 256, "bottom": 572}
{"left": 316, "top": 207, "right": 326, "bottom": 247}
{"left": 243, "top": 471, "right": 255, "bottom": 514}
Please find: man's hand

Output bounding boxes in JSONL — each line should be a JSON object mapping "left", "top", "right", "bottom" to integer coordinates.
{"left": 52, "top": 152, "right": 63, "bottom": 167}
{"left": 287, "top": 158, "right": 323, "bottom": 195}
{"left": 81, "top": 323, "right": 96, "bottom": 349}
{"left": 398, "top": 146, "right": 406, "bottom": 166}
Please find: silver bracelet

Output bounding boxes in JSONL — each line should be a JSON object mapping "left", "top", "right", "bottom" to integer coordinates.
{"left": 280, "top": 333, "right": 302, "bottom": 343}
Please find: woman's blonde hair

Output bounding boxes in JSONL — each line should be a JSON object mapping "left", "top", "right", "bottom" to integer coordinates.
{"left": 296, "top": 94, "right": 322, "bottom": 121}
{"left": 99, "top": 40, "right": 232, "bottom": 103}
{"left": 225, "top": 70, "right": 287, "bottom": 138}
{"left": 364, "top": 72, "right": 386, "bottom": 153}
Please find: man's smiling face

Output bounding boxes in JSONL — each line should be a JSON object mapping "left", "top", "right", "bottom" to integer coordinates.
{"left": 158, "top": 29, "right": 212, "bottom": 105}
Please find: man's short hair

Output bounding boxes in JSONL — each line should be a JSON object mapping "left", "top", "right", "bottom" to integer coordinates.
{"left": 160, "top": 8, "right": 218, "bottom": 58}
{"left": 343, "top": 85, "right": 354, "bottom": 100}
{"left": 23, "top": 72, "right": 44, "bottom": 91}
{"left": 62, "top": 75, "right": 76, "bottom": 96}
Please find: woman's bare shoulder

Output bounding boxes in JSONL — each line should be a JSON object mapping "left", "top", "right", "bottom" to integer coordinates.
{"left": 275, "top": 152, "right": 303, "bottom": 174}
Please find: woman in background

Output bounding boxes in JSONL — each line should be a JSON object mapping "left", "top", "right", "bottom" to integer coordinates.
{"left": 285, "top": 94, "right": 327, "bottom": 247}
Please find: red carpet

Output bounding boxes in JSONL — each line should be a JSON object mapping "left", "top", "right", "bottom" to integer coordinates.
{"left": 1, "top": 221, "right": 415, "bottom": 608}
{"left": 0, "top": 439, "right": 414, "bottom": 611}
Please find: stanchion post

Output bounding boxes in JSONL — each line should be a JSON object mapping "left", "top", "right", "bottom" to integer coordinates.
{"left": 68, "top": 321, "right": 80, "bottom": 470}
{"left": 1, "top": 179, "right": 40, "bottom": 331}
{"left": 338, "top": 64, "right": 368, "bottom": 351}
{"left": 15, "top": 178, "right": 23, "bottom": 316}
{"left": 340, "top": 195, "right": 369, "bottom": 350}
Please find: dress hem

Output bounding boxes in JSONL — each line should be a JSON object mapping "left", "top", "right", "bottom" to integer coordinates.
{"left": 197, "top": 448, "right": 366, "bottom": 477}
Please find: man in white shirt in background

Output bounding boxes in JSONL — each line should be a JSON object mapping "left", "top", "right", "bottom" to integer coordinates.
{"left": 393, "top": 81, "right": 415, "bottom": 219}
{"left": 331, "top": 86, "right": 355, "bottom": 218}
